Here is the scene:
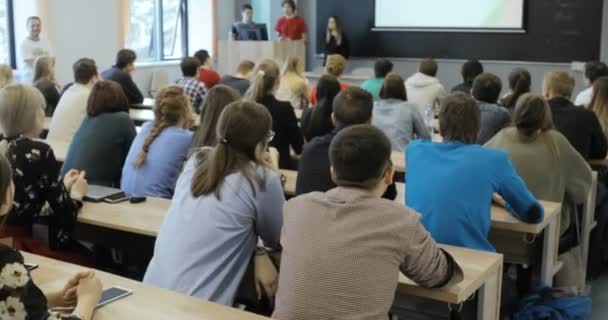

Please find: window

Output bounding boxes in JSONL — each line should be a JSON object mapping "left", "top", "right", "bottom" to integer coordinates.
{"left": 0, "top": 0, "right": 15, "bottom": 67}
{"left": 128, "top": 0, "right": 205, "bottom": 62}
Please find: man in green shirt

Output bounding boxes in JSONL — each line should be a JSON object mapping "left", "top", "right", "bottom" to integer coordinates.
{"left": 361, "top": 59, "right": 394, "bottom": 100}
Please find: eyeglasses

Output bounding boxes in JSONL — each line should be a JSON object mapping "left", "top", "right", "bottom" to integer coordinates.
{"left": 266, "top": 130, "right": 275, "bottom": 143}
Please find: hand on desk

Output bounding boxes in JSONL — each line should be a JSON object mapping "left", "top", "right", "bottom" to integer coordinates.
{"left": 47, "top": 271, "right": 101, "bottom": 308}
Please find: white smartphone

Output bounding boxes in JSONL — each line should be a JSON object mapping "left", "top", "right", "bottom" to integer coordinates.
{"left": 50, "top": 286, "right": 133, "bottom": 313}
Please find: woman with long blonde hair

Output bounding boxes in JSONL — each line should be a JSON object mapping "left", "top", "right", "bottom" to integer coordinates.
{"left": 0, "top": 64, "right": 13, "bottom": 88}
{"left": 33, "top": 56, "right": 61, "bottom": 116}
{"left": 276, "top": 56, "right": 310, "bottom": 110}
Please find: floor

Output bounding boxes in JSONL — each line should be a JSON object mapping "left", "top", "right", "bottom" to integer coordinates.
{"left": 591, "top": 275, "right": 608, "bottom": 319}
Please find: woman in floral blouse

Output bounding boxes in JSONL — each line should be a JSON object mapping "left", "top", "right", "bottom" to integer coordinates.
{"left": 0, "top": 151, "right": 102, "bottom": 319}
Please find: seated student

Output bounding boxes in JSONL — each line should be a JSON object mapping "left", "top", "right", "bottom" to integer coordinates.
{"left": 0, "top": 85, "right": 88, "bottom": 252}
{"left": 245, "top": 59, "right": 303, "bottom": 169}
{"left": 33, "top": 56, "right": 61, "bottom": 116}
{"left": 499, "top": 68, "right": 531, "bottom": 110}
{"left": 101, "top": 49, "right": 143, "bottom": 105}
{"left": 406, "top": 93, "right": 543, "bottom": 252}
{"left": 175, "top": 57, "right": 206, "bottom": 113}
{"left": 300, "top": 75, "right": 340, "bottom": 141}
{"left": 47, "top": 58, "right": 98, "bottom": 144}
{"left": 191, "top": 85, "right": 241, "bottom": 149}
{"left": 61, "top": 81, "right": 137, "bottom": 187}
{"left": 274, "top": 125, "right": 463, "bottom": 320}
{"left": 144, "top": 100, "right": 283, "bottom": 306}
{"left": 296, "top": 87, "right": 396, "bottom": 199}
{"left": 219, "top": 60, "right": 254, "bottom": 95}
{"left": 575, "top": 61, "right": 608, "bottom": 106}
{"left": 361, "top": 58, "right": 393, "bottom": 100}
{"left": 485, "top": 94, "right": 592, "bottom": 287}
{"left": 588, "top": 76, "right": 608, "bottom": 137}
{"left": 0, "top": 153, "right": 102, "bottom": 320}
{"left": 309, "top": 54, "right": 349, "bottom": 105}
{"left": 0, "top": 64, "right": 13, "bottom": 88}
{"left": 544, "top": 71, "right": 607, "bottom": 160}
{"left": 405, "top": 58, "right": 447, "bottom": 114}
{"left": 372, "top": 73, "right": 430, "bottom": 151}
{"left": 276, "top": 57, "right": 310, "bottom": 110}
{"left": 451, "top": 59, "right": 483, "bottom": 94}
{"left": 195, "top": 49, "right": 220, "bottom": 90}
{"left": 121, "top": 86, "right": 194, "bottom": 199}
{"left": 472, "top": 73, "right": 511, "bottom": 144}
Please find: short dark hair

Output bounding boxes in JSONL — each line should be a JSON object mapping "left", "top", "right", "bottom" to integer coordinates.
{"left": 181, "top": 57, "right": 201, "bottom": 77}
{"left": 380, "top": 73, "right": 407, "bottom": 101}
{"left": 116, "top": 49, "right": 137, "bottom": 69}
{"left": 585, "top": 61, "right": 608, "bottom": 84}
{"left": 472, "top": 73, "right": 502, "bottom": 103}
{"left": 330, "top": 125, "right": 392, "bottom": 190}
{"left": 242, "top": 4, "right": 253, "bottom": 11}
{"left": 461, "top": 60, "right": 484, "bottom": 83}
{"left": 374, "top": 59, "right": 394, "bottom": 78}
{"left": 419, "top": 58, "right": 438, "bottom": 77}
{"left": 282, "top": 0, "right": 296, "bottom": 11}
{"left": 26, "top": 16, "right": 41, "bottom": 26}
{"left": 332, "top": 87, "right": 373, "bottom": 127}
{"left": 87, "top": 80, "right": 130, "bottom": 117}
{"left": 194, "top": 50, "right": 211, "bottom": 65}
{"left": 439, "top": 93, "right": 480, "bottom": 144}
{"left": 73, "top": 58, "right": 98, "bottom": 84}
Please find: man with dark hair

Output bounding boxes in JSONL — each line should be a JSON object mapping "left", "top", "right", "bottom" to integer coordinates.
{"left": 361, "top": 58, "right": 394, "bottom": 100}
{"left": 406, "top": 58, "right": 447, "bottom": 114}
{"left": 101, "top": 49, "right": 144, "bottom": 104}
{"left": 575, "top": 61, "right": 608, "bottom": 106}
{"left": 275, "top": 0, "right": 307, "bottom": 41}
{"left": 20, "top": 16, "right": 53, "bottom": 80}
{"left": 452, "top": 59, "right": 484, "bottom": 94}
{"left": 48, "top": 58, "right": 99, "bottom": 144}
{"left": 471, "top": 73, "right": 510, "bottom": 144}
{"left": 175, "top": 57, "right": 206, "bottom": 113}
{"left": 296, "top": 87, "right": 396, "bottom": 199}
{"left": 219, "top": 60, "right": 255, "bottom": 95}
{"left": 274, "top": 124, "right": 463, "bottom": 319}
{"left": 194, "top": 49, "right": 220, "bottom": 89}
{"left": 406, "top": 93, "right": 543, "bottom": 252}
{"left": 231, "top": 4, "right": 255, "bottom": 40}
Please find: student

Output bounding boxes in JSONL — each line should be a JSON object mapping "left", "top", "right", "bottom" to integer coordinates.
{"left": 144, "top": 100, "right": 283, "bottom": 306}
{"left": 121, "top": 86, "right": 194, "bottom": 199}
{"left": 275, "top": 0, "right": 307, "bottom": 41}
{"left": 101, "top": 49, "right": 143, "bottom": 105}
{"left": 500, "top": 68, "right": 531, "bottom": 110}
{"left": 191, "top": 85, "right": 241, "bottom": 149}
{"left": 33, "top": 56, "right": 61, "bottom": 116}
{"left": 406, "top": 93, "right": 543, "bottom": 252}
{"left": 0, "top": 85, "right": 88, "bottom": 252}
{"left": 451, "top": 59, "right": 483, "bottom": 94}
{"left": 575, "top": 61, "right": 608, "bottom": 106}
{"left": 61, "top": 81, "right": 137, "bottom": 187}
{"left": 472, "top": 73, "right": 511, "bottom": 145}
{"left": 274, "top": 125, "right": 462, "bottom": 320}
{"left": 309, "top": 54, "right": 349, "bottom": 105}
{"left": 194, "top": 50, "right": 220, "bottom": 89}
{"left": 0, "top": 153, "right": 102, "bottom": 320}
{"left": 0, "top": 64, "right": 13, "bottom": 88}
{"left": 20, "top": 16, "right": 53, "bottom": 81}
{"left": 300, "top": 75, "right": 340, "bottom": 141}
{"left": 544, "top": 71, "right": 607, "bottom": 160}
{"left": 245, "top": 59, "right": 304, "bottom": 169}
{"left": 588, "top": 77, "right": 608, "bottom": 137}
{"left": 372, "top": 73, "right": 430, "bottom": 151}
{"left": 405, "top": 58, "right": 447, "bottom": 114}
{"left": 276, "top": 57, "right": 310, "bottom": 110}
{"left": 324, "top": 16, "right": 350, "bottom": 61}
{"left": 296, "top": 87, "right": 396, "bottom": 200}
{"left": 47, "top": 58, "right": 98, "bottom": 144}
{"left": 361, "top": 58, "right": 393, "bottom": 100}
{"left": 219, "top": 60, "right": 255, "bottom": 95}
{"left": 175, "top": 57, "right": 206, "bottom": 113}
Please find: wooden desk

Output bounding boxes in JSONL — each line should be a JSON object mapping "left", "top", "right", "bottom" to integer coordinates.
{"left": 131, "top": 98, "right": 156, "bottom": 110}
{"left": 398, "top": 245, "right": 503, "bottom": 320}
{"left": 24, "top": 252, "right": 267, "bottom": 320}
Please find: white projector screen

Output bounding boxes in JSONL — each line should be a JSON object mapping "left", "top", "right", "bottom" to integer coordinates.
{"left": 375, "top": 0, "right": 525, "bottom": 31}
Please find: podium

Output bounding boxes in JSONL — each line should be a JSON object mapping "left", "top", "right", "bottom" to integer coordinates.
{"left": 218, "top": 40, "right": 306, "bottom": 75}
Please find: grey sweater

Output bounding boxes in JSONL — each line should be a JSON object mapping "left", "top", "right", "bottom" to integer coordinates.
{"left": 478, "top": 102, "right": 511, "bottom": 145}
{"left": 372, "top": 99, "right": 431, "bottom": 152}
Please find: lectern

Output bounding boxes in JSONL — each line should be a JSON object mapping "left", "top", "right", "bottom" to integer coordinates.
{"left": 218, "top": 40, "right": 306, "bottom": 75}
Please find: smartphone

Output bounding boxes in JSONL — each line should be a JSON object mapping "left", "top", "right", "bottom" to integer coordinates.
{"left": 97, "top": 286, "right": 133, "bottom": 308}
{"left": 103, "top": 192, "right": 129, "bottom": 204}
{"left": 24, "top": 263, "right": 38, "bottom": 271}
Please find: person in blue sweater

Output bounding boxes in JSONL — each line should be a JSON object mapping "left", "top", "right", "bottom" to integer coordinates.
{"left": 405, "top": 93, "right": 543, "bottom": 252}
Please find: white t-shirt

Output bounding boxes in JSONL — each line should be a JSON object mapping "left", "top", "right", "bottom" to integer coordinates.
{"left": 574, "top": 87, "right": 593, "bottom": 107}
{"left": 19, "top": 37, "right": 52, "bottom": 81}
{"left": 47, "top": 83, "right": 92, "bottom": 145}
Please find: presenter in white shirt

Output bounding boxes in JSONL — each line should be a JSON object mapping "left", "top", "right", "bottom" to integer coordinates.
{"left": 20, "top": 16, "right": 53, "bottom": 81}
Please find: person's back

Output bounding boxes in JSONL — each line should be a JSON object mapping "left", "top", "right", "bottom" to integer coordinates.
{"left": 219, "top": 75, "right": 250, "bottom": 95}
{"left": 276, "top": 72, "right": 309, "bottom": 110}
{"left": 575, "top": 61, "right": 608, "bottom": 106}
{"left": 300, "top": 74, "right": 340, "bottom": 141}
{"left": 101, "top": 49, "right": 144, "bottom": 104}
{"left": 405, "top": 58, "right": 447, "bottom": 114}
{"left": 472, "top": 73, "right": 511, "bottom": 145}
{"left": 361, "top": 58, "right": 393, "bottom": 100}
{"left": 451, "top": 60, "right": 483, "bottom": 94}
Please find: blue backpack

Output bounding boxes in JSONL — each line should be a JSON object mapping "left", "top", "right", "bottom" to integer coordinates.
{"left": 512, "top": 286, "right": 591, "bottom": 320}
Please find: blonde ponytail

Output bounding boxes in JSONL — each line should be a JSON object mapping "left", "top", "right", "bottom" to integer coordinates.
{"left": 244, "top": 59, "right": 280, "bottom": 102}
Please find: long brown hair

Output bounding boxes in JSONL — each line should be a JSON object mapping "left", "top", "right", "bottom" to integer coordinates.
{"left": 503, "top": 68, "right": 531, "bottom": 110}
{"left": 191, "top": 100, "right": 272, "bottom": 199}
{"left": 133, "top": 86, "right": 191, "bottom": 167}
{"left": 33, "top": 56, "right": 55, "bottom": 83}
{"left": 326, "top": 16, "right": 342, "bottom": 45}
{"left": 512, "top": 93, "right": 559, "bottom": 158}
{"left": 379, "top": 73, "right": 407, "bottom": 101}
{"left": 244, "top": 59, "right": 280, "bottom": 102}
{"left": 588, "top": 77, "right": 608, "bottom": 130}
{"left": 191, "top": 85, "right": 241, "bottom": 150}
{"left": 86, "top": 80, "right": 129, "bottom": 117}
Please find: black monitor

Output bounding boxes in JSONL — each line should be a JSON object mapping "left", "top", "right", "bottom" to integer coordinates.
{"left": 235, "top": 23, "right": 269, "bottom": 41}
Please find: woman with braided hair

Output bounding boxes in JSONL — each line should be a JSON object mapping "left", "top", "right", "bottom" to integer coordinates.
{"left": 121, "top": 86, "right": 195, "bottom": 198}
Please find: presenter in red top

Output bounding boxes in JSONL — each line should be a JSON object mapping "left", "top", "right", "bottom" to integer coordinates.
{"left": 275, "top": 0, "right": 307, "bottom": 41}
